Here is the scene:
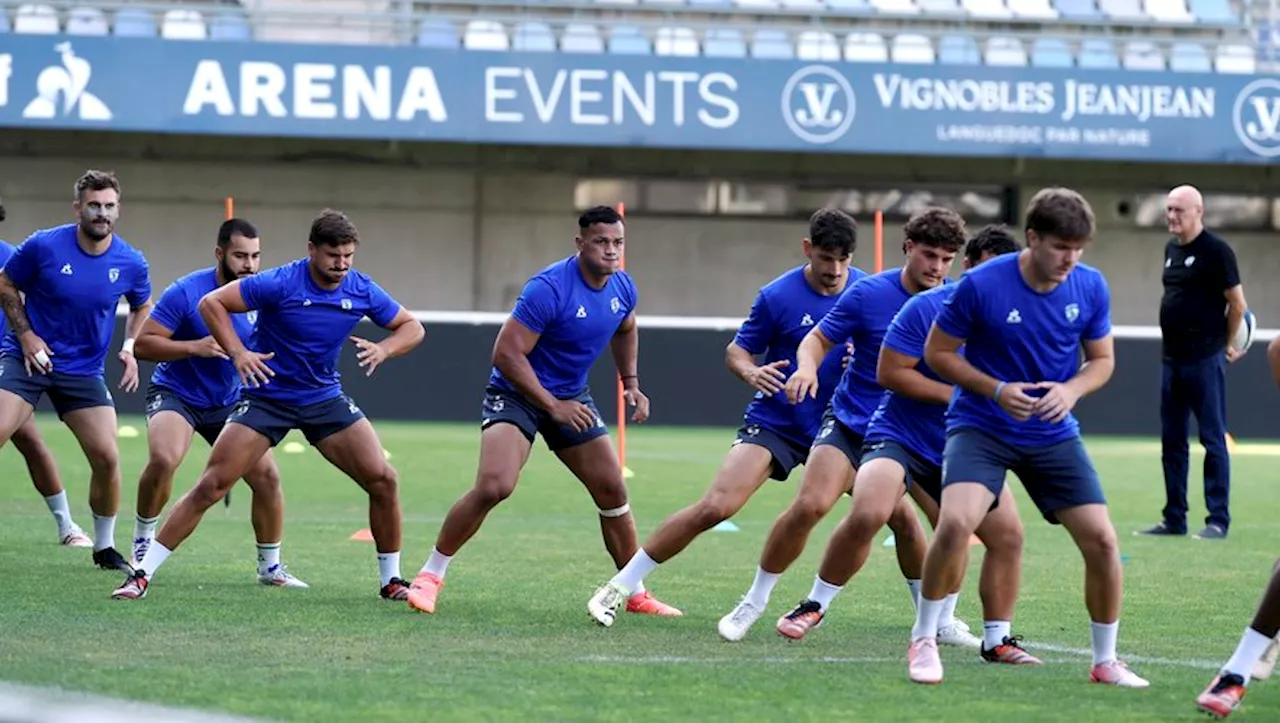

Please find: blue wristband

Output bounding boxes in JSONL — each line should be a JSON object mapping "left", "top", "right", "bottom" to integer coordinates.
{"left": 993, "top": 381, "right": 1006, "bottom": 400}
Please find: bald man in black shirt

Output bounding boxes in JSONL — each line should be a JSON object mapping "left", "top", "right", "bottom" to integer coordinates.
{"left": 1137, "top": 185, "right": 1249, "bottom": 541}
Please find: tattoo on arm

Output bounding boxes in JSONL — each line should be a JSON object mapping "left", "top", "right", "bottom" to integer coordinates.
{"left": 0, "top": 283, "right": 31, "bottom": 336}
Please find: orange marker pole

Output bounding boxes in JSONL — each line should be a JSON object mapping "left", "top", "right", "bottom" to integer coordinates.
{"left": 225, "top": 196, "right": 235, "bottom": 220}
{"left": 615, "top": 202, "right": 630, "bottom": 477}
{"left": 874, "top": 209, "right": 884, "bottom": 273}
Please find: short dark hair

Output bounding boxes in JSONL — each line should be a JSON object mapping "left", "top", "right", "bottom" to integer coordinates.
{"left": 309, "top": 209, "right": 359, "bottom": 248}
{"left": 1024, "top": 187, "right": 1095, "bottom": 242}
{"left": 0, "top": 197, "right": 6, "bottom": 224}
{"left": 808, "top": 208, "right": 857, "bottom": 256}
{"left": 902, "top": 207, "right": 966, "bottom": 253}
{"left": 579, "top": 205, "right": 623, "bottom": 230}
{"left": 74, "top": 170, "right": 121, "bottom": 202}
{"left": 217, "top": 218, "right": 259, "bottom": 248}
{"left": 965, "top": 224, "right": 1021, "bottom": 265}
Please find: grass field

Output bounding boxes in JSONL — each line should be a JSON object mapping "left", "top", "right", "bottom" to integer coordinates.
{"left": 1, "top": 417, "right": 1278, "bottom": 722}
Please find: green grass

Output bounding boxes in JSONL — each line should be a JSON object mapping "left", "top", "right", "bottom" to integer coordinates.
{"left": 1, "top": 418, "right": 1277, "bottom": 721}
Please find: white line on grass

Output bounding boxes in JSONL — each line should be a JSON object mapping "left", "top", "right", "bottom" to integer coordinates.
{"left": 0, "top": 682, "right": 270, "bottom": 723}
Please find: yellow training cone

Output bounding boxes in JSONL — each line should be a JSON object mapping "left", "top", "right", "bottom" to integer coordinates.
{"left": 282, "top": 441, "right": 306, "bottom": 454}
{"left": 117, "top": 425, "right": 139, "bottom": 438}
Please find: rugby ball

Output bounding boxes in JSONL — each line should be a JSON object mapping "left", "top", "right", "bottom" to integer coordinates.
{"left": 1231, "top": 309, "right": 1257, "bottom": 353}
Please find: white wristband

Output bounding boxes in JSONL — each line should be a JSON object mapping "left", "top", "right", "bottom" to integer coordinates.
{"left": 122, "top": 338, "right": 135, "bottom": 355}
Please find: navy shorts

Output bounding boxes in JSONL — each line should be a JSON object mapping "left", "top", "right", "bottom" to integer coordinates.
{"left": 226, "top": 393, "right": 366, "bottom": 447}
{"left": 862, "top": 438, "right": 943, "bottom": 503}
{"left": 734, "top": 423, "right": 809, "bottom": 481}
{"left": 811, "top": 410, "right": 864, "bottom": 469}
{"left": 942, "top": 427, "right": 1106, "bottom": 524}
{"left": 144, "top": 384, "right": 233, "bottom": 445}
{"left": 0, "top": 354, "right": 113, "bottom": 418}
{"left": 481, "top": 385, "right": 608, "bottom": 451}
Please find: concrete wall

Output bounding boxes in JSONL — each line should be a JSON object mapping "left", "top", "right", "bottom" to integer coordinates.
{"left": 1, "top": 130, "right": 1277, "bottom": 325}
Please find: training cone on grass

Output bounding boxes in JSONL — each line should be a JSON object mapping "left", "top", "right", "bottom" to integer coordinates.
{"left": 282, "top": 441, "right": 306, "bottom": 454}
{"left": 117, "top": 425, "right": 139, "bottom": 439}
{"left": 348, "top": 528, "right": 374, "bottom": 542}
{"left": 712, "top": 520, "right": 740, "bottom": 533}
{"left": 1227, "top": 433, "right": 1237, "bottom": 454}
{"left": 622, "top": 466, "right": 635, "bottom": 479}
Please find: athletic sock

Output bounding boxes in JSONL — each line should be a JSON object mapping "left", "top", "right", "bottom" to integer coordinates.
{"left": 938, "top": 593, "right": 960, "bottom": 630}
{"left": 611, "top": 549, "right": 658, "bottom": 594}
{"left": 807, "top": 576, "right": 843, "bottom": 613}
{"left": 984, "top": 620, "right": 1012, "bottom": 649}
{"left": 746, "top": 566, "right": 780, "bottom": 609}
{"left": 1091, "top": 620, "right": 1119, "bottom": 666}
{"left": 912, "top": 597, "right": 946, "bottom": 640}
{"left": 134, "top": 514, "right": 158, "bottom": 542}
{"left": 92, "top": 513, "right": 115, "bottom": 552}
{"left": 906, "top": 578, "right": 922, "bottom": 612}
{"left": 1223, "top": 627, "right": 1273, "bottom": 683}
{"left": 138, "top": 541, "right": 172, "bottom": 580}
{"left": 257, "top": 542, "right": 281, "bottom": 575}
{"left": 420, "top": 548, "right": 452, "bottom": 580}
{"left": 44, "top": 491, "right": 73, "bottom": 537}
{"left": 377, "top": 552, "right": 401, "bottom": 587}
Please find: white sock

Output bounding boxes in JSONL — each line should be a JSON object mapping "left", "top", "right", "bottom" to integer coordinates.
{"left": 807, "top": 576, "right": 843, "bottom": 613}
{"left": 1224, "top": 627, "right": 1274, "bottom": 683}
{"left": 610, "top": 549, "right": 658, "bottom": 594}
{"left": 906, "top": 579, "right": 922, "bottom": 611}
{"left": 138, "top": 541, "right": 172, "bottom": 579}
{"left": 377, "top": 551, "right": 401, "bottom": 586}
{"left": 92, "top": 513, "right": 115, "bottom": 552}
{"left": 912, "top": 597, "right": 946, "bottom": 640}
{"left": 44, "top": 491, "right": 73, "bottom": 537}
{"left": 938, "top": 593, "right": 960, "bottom": 630}
{"left": 746, "top": 567, "right": 780, "bottom": 609}
{"left": 633, "top": 580, "right": 646, "bottom": 596}
{"left": 984, "top": 620, "right": 1012, "bottom": 649}
{"left": 134, "top": 514, "right": 158, "bottom": 542}
{"left": 1091, "top": 620, "right": 1119, "bottom": 665}
{"left": 420, "top": 547, "right": 452, "bottom": 580}
{"left": 257, "top": 542, "right": 281, "bottom": 575}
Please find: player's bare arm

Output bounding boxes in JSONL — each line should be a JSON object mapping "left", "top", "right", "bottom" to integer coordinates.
{"left": 1225, "top": 284, "right": 1248, "bottom": 363}
{"left": 1034, "top": 334, "right": 1115, "bottom": 424}
{"left": 877, "top": 346, "right": 952, "bottom": 405}
{"left": 198, "top": 281, "right": 275, "bottom": 388}
{"left": 784, "top": 327, "right": 834, "bottom": 404}
{"left": 133, "top": 317, "right": 228, "bottom": 362}
{"left": 1269, "top": 337, "right": 1280, "bottom": 388}
{"left": 0, "top": 270, "right": 53, "bottom": 375}
{"left": 725, "top": 341, "right": 789, "bottom": 396}
{"left": 117, "top": 295, "right": 153, "bottom": 392}
{"left": 925, "top": 323, "right": 1039, "bottom": 422}
{"left": 493, "top": 316, "right": 596, "bottom": 432}
{"left": 610, "top": 312, "right": 649, "bottom": 423}
{"left": 350, "top": 306, "right": 424, "bottom": 377}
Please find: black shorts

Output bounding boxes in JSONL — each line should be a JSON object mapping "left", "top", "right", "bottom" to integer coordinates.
{"left": 862, "top": 438, "right": 943, "bottom": 503}
{"left": 145, "top": 383, "right": 234, "bottom": 445}
{"left": 481, "top": 384, "right": 608, "bottom": 451}
{"left": 733, "top": 423, "right": 809, "bottom": 481}
{"left": 811, "top": 410, "right": 865, "bottom": 469}
{"left": 226, "top": 392, "right": 366, "bottom": 447}
{"left": 0, "top": 354, "right": 113, "bottom": 418}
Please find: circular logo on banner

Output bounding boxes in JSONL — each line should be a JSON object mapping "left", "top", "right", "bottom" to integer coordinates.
{"left": 1232, "top": 78, "right": 1280, "bottom": 158}
{"left": 781, "top": 65, "right": 856, "bottom": 145}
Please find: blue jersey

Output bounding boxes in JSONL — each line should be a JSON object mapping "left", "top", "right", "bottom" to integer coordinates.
{"left": 734, "top": 265, "right": 868, "bottom": 447}
{"left": 489, "top": 255, "right": 638, "bottom": 399}
{"left": 149, "top": 268, "right": 257, "bottom": 409}
{"left": 865, "top": 284, "right": 956, "bottom": 466}
{"left": 818, "top": 269, "right": 924, "bottom": 436}
{"left": 0, "top": 241, "right": 14, "bottom": 338}
{"left": 0, "top": 224, "right": 151, "bottom": 377}
{"left": 239, "top": 259, "right": 402, "bottom": 406}
{"left": 935, "top": 253, "right": 1112, "bottom": 445}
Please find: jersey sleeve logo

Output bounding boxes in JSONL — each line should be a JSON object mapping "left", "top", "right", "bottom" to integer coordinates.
{"left": 1184, "top": 255, "right": 1196, "bottom": 267}
{"left": 800, "top": 313, "right": 814, "bottom": 326}
{"left": 246, "top": 311, "right": 258, "bottom": 325}
{"left": 341, "top": 299, "right": 353, "bottom": 310}
{"left": 610, "top": 297, "right": 621, "bottom": 314}
{"left": 1064, "top": 303, "right": 1080, "bottom": 323}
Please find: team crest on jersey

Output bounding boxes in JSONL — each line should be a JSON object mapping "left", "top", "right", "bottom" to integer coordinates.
{"left": 610, "top": 297, "right": 621, "bottom": 314}
{"left": 1064, "top": 303, "right": 1080, "bottom": 323}
{"left": 341, "top": 299, "right": 352, "bottom": 311}
{"left": 108, "top": 268, "right": 119, "bottom": 283}
{"left": 246, "top": 311, "right": 258, "bottom": 325}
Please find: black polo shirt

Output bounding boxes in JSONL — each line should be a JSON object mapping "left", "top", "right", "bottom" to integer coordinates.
{"left": 1159, "top": 229, "right": 1240, "bottom": 362}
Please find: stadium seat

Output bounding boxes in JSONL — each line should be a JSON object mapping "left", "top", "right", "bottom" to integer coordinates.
{"left": 963, "top": 0, "right": 1015, "bottom": 19}
{"left": 984, "top": 37, "right": 1028, "bottom": 66}
{"left": 1188, "top": 0, "right": 1237, "bottom": 24}
{"left": 1009, "top": 0, "right": 1059, "bottom": 18}
{"left": 1078, "top": 38, "right": 1120, "bottom": 68}
{"left": 608, "top": 25, "right": 652, "bottom": 55}
{"left": 735, "top": 0, "right": 781, "bottom": 9}
{"left": 1098, "top": 0, "right": 1146, "bottom": 22}
{"left": 417, "top": 18, "right": 458, "bottom": 48}
{"left": 209, "top": 12, "right": 252, "bottom": 41}
{"left": 688, "top": 0, "right": 733, "bottom": 7}
{"left": 113, "top": 7, "right": 157, "bottom": 37}
{"left": 1122, "top": 41, "right": 1166, "bottom": 69}
{"left": 844, "top": 32, "right": 889, "bottom": 62}
{"left": 1143, "top": 0, "right": 1194, "bottom": 23}
{"left": 1169, "top": 42, "right": 1212, "bottom": 71}
{"left": 938, "top": 35, "right": 980, "bottom": 64}
{"left": 66, "top": 7, "right": 109, "bottom": 36}
{"left": 797, "top": 30, "right": 841, "bottom": 60}
{"left": 827, "top": 0, "right": 873, "bottom": 11}
{"left": 161, "top": 9, "right": 208, "bottom": 40}
{"left": 705, "top": 28, "right": 748, "bottom": 57}
{"left": 14, "top": 4, "right": 59, "bottom": 34}
{"left": 463, "top": 20, "right": 509, "bottom": 51}
{"left": 750, "top": 29, "right": 795, "bottom": 59}
{"left": 642, "top": 0, "right": 685, "bottom": 5}
{"left": 1214, "top": 44, "right": 1256, "bottom": 73}
{"left": 1031, "top": 37, "right": 1074, "bottom": 66}
{"left": 1054, "top": 0, "right": 1103, "bottom": 19}
{"left": 512, "top": 22, "right": 557, "bottom": 52}
{"left": 655, "top": 26, "right": 699, "bottom": 56}
{"left": 917, "top": 0, "right": 965, "bottom": 15}
{"left": 561, "top": 23, "right": 604, "bottom": 53}
{"left": 781, "top": 0, "right": 826, "bottom": 10}
{"left": 870, "top": 0, "right": 921, "bottom": 15}
{"left": 893, "top": 33, "right": 937, "bottom": 63}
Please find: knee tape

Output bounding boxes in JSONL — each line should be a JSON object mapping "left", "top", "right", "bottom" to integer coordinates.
{"left": 598, "top": 503, "right": 631, "bottom": 518}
